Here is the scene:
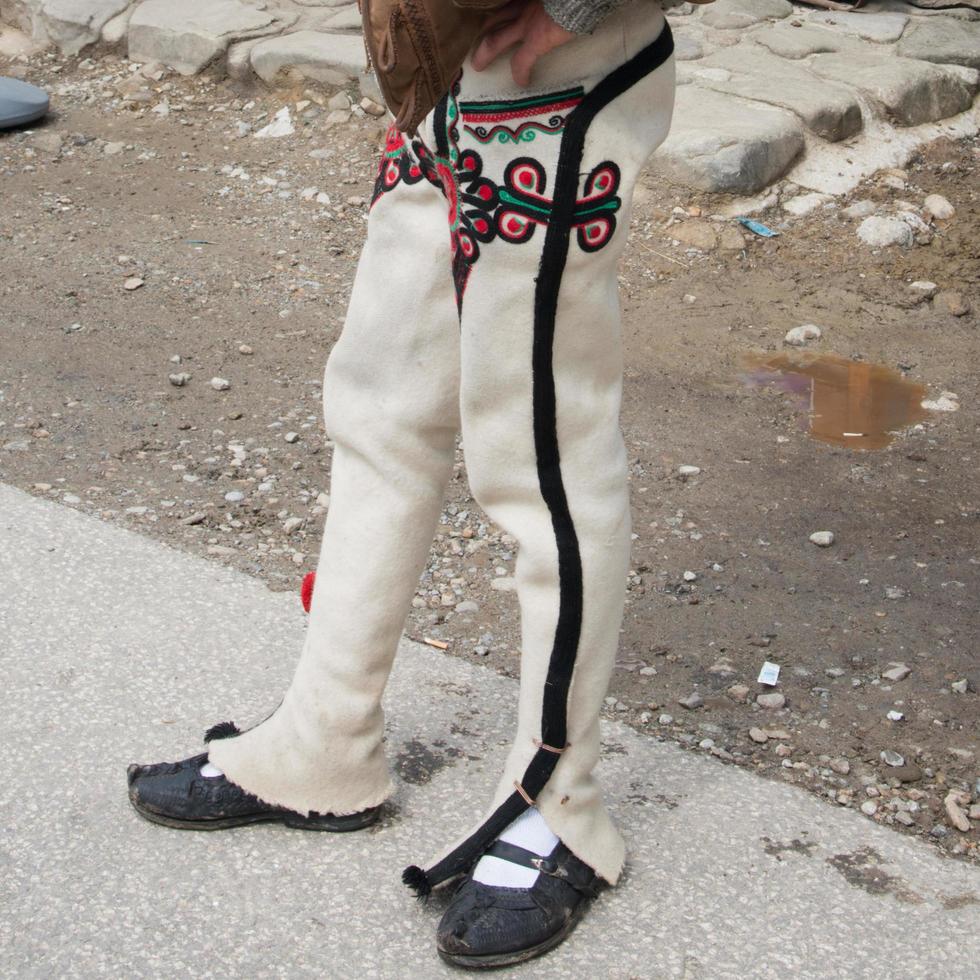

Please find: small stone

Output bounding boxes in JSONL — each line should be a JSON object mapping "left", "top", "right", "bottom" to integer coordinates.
{"left": 455, "top": 600, "right": 479, "bottom": 614}
{"left": 774, "top": 744, "right": 793, "bottom": 758}
{"left": 255, "top": 107, "right": 294, "bottom": 139}
{"left": 183, "top": 512, "right": 206, "bottom": 526}
{"left": 360, "top": 97, "right": 385, "bottom": 116}
{"left": 284, "top": 431, "right": 300, "bottom": 444}
{"left": 908, "top": 280, "right": 938, "bottom": 300}
{"left": 677, "top": 692, "right": 704, "bottom": 710}
{"left": 884, "top": 586, "right": 908, "bottom": 601}
{"left": 784, "top": 323, "right": 822, "bottom": 347}
{"left": 224, "top": 491, "right": 245, "bottom": 503}
{"left": 491, "top": 577, "right": 517, "bottom": 592}
{"left": 842, "top": 199, "right": 875, "bottom": 220}
{"left": 894, "top": 811, "right": 915, "bottom": 827}
{"left": 316, "top": 493, "right": 330, "bottom": 508}
{"left": 639, "top": 666, "right": 657, "bottom": 677}
{"left": 951, "top": 679, "right": 968, "bottom": 694}
{"left": 830, "top": 758, "right": 850, "bottom": 775}
{"left": 921, "top": 391, "right": 959, "bottom": 413}
{"left": 327, "top": 91, "right": 352, "bottom": 111}
{"left": 239, "top": 344, "right": 254, "bottom": 355}
{"left": 683, "top": 570, "right": 698, "bottom": 582}
{"left": 938, "top": 292, "right": 971, "bottom": 317}
{"left": 887, "top": 710, "right": 905, "bottom": 722}
{"left": 727, "top": 684, "right": 750, "bottom": 703}
{"left": 923, "top": 194, "right": 954, "bottom": 221}
{"left": 658, "top": 714, "right": 674, "bottom": 725}
{"left": 857, "top": 215, "right": 913, "bottom": 248}
{"left": 944, "top": 791, "right": 972, "bottom": 833}
{"left": 325, "top": 109, "right": 352, "bottom": 127}
{"left": 103, "top": 141, "right": 125, "bottom": 155}
{"left": 880, "top": 750, "right": 905, "bottom": 768}
{"left": 210, "top": 377, "right": 231, "bottom": 391}
{"left": 283, "top": 517, "right": 304, "bottom": 534}
{"left": 809, "top": 531, "right": 835, "bottom": 547}
{"left": 756, "top": 692, "right": 786, "bottom": 709}
{"left": 749, "top": 727, "right": 768, "bottom": 744}
{"left": 888, "top": 764, "right": 923, "bottom": 784}
{"left": 861, "top": 801, "right": 878, "bottom": 816}
{"left": 882, "top": 663, "right": 911, "bottom": 682}
{"left": 677, "top": 464, "right": 701, "bottom": 478}
{"left": 168, "top": 372, "right": 192, "bottom": 387}
{"left": 969, "top": 805, "right": 980, "bottom": 822}
{"left": 123, "top": 277, "right": 145, "bottom": 291}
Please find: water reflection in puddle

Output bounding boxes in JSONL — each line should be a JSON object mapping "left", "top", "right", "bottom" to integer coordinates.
{"left": 742, "top": 353, "right": 929, "bottom": 450}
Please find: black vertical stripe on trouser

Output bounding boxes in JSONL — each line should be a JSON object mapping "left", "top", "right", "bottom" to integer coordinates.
{"left": 402, "top": 20, "right": 675, "bottom": 898}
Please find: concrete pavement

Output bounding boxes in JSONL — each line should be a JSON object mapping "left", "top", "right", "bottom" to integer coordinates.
{"left": 1, "top": 480, "right": 978, "bottom": 978}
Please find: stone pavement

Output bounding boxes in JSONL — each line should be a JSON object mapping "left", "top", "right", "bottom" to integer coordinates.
{"left": 2, "top": 479, "right": 979, "bottom": 978}
{"left": 2, "top": 0, "right": 979, "bottom": 194}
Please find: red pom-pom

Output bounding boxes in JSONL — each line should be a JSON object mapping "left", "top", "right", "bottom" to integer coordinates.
{"left": 300, "top": 571, "right": 316, "bottom": 613}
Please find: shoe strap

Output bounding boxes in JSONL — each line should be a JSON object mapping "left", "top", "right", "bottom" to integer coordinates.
{"left": 484, "top": 840, "right": 598, "bottom": 895}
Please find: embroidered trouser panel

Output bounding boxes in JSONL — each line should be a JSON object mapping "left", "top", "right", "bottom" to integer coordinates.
{"left": 209, "top": 1, "right": 676, "bottom": 892}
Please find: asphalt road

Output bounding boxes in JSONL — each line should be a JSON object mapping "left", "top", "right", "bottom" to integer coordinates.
{"left": 1, "top": 482, "right": 977, "bottom": 978}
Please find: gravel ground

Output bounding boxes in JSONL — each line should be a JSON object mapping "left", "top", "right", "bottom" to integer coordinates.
{"left": 1, "top": 51, "right": 977, "bottom": 861}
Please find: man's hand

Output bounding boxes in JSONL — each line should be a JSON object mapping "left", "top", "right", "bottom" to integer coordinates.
{"left": 472, "top": 1, "right": 576, "bottom": 88}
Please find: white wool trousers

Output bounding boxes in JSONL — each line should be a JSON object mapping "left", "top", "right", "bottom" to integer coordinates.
{"left": 210, "top": 1, "right": 676, "bottom": 892}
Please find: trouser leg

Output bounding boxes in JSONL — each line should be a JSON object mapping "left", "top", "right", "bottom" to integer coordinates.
{"left": 209, "top": 138, "right": 461, "bottom": 816}
{"left": 408, "top": 3, "right": 676, "bottom": 891}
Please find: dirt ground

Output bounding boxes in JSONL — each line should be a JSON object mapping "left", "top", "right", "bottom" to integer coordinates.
{"left": 1, "top": 52, "right": 977, "bottom": 860}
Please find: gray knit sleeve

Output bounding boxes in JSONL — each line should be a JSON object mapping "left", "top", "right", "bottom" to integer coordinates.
{"left": 543, "top": 0, "right": 633, "bottom": 35}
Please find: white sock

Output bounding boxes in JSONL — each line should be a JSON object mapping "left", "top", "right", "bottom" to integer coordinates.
{"left": 200, "top": 761, "right": 225, "bottom": 778}
{"left": 472, "top": 808, "right": 560, "bottom": 889}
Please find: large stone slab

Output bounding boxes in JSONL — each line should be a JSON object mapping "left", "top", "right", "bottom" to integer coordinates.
{"left": 806, "top": 9, "right": 910, "bottom": 44}
{"left": 697, "top": 41, "right": 863, "bottom": 141}
{"left": 648, "top": 85, "right": 804, "bottom": 193}
{"left": 808, "top": 51, "right": 978, "bottom": 126}
{"left": 751, "top": 21, "right": 854, "bottom": 59}
{"left": 897, "top": 17, "right": 980, "bottom": 71}
{"left": 35, "top": 0, "right": 130, "bottom": 54}
{"left": 250, "top": 29, "right": 367, "bottom": 86}
{"left": 699, "top": 0, "right": 793, "bottom": 30}
{"left": 127, "top": 0, "right": 287, "bottom": 75}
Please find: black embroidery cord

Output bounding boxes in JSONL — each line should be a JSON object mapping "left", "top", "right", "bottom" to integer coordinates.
{"left": 403, "top": 19, "right": 674, "bottom": 899}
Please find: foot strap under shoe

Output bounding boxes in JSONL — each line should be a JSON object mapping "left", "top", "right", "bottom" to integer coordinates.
{"left": 484, "top": 841, "right": 599, "bottom": 896}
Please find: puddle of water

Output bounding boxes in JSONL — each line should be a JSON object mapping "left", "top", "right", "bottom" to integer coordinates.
{"left": 742, "top": 352, "right": 930, "bottom": 450}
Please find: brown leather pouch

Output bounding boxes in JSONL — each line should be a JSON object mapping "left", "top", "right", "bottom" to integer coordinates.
{"left": 361, "top": 0, "right": 510, "bottom": 135}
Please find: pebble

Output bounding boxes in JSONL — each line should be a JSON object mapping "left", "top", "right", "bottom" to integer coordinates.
{"left": 884, "top": 586, "right": 908, "bottom": 600}
{"left": 809, "top": 531, "right": 835, "bottom": 548}
{"left": 316, "top": 493, "right": 330, "bottom": 508}
{"left": 224, "top": 491, "right": 245, "bottom": 503}
{"left": 749, "top": 727, "right": 768, "bottom": 744}
{"left": 880, "top": 750, "right": 905, "bottom": 767}
{"left": 830, "top": 758, "right": 850, "bottom": 775}
{"left": 123, "top": 277, "right": 145, "bottom": 291}
{"left": 454, "top": 600, "right": 479, "bottom": 614}
{"left": 255, "top": 107, "right": 294, "bottom": 139}
{"left": 658, "top": 714, "right": 674, "bottom": 725}
{"left": 860, "top": 801, "right": 878, "bottom": 816}
{"left": 784, "top": 323, "right": 822, "bottom": 347}
{"left": 888, "top": 764, "right": 923, "bottom": 783}
{"left": 951, "top": 679, "right": 968, "bottom": 694}
{"left": 938, "top": 291, "right": 971, "bottom": 317}
{"left": 182, "top": 512, "right": 206, "bottom": 525}
{"left": 639, "top": 666, "right": 657, "bottom": 676}
{"left": 908, "top": 280, "right": 938, "bottom": 300}
{"left": 677, "top": 692, "right": 703, "bottom": 710}
{"left": 63, "top": 494, "right": 81, "bottom": 505}
{"left": 169, "top": 372, "right": 192, "bottom": 387}
{"left": 944, "top": 791, "right": 972, "bottom": 833}
{"left": 727, "top": 684, "right": 750, "bottom": 702}
{"left": 490, "top": 577, "right": 517, "bottom": 592}
{"left": 921, "top": 391, "right": 959, "bottom": 412}
{"left": 842, "top": 199, "right": 875, "bottom": 220}
{"left": 923, "top": 194, "right": 954, "bottom": 221}
{"left": 887, "top": 710, "right": 905, "bottom": 722}
{"left": 683, "top": 570, "right": 698, "bottom": 583}
{"left": 677, "top": 465, "right": 701, "bottom": 478}
{"left": 756, "top": 692, "right": 785, "bottom": 709}
{"left": 327, "top": 92, "right": 352, "bottom": 111}
{"left": 857, "top": 215, "right": 913, "bottom": 248}
{"left": 284, "top": 431, "right": 299, "bottom": 443}
{"left": 283, "top": 517, "right": 304, "bottom": 534}
{"left": 882, "top": 663, "right": 911, "bottom": 682}
{"left": 210, "top": 377, "right": 231, "bottom": 391}
{"left": 894, "top": 812, "right": 914, "bottom": 827}
{"left": 239, "top": 344, "right": 254, "bottom": 355}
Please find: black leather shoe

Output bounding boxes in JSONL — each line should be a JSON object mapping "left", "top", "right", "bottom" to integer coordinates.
{"left": 436, "top": 839, "right": 603, "bottom": 969}
{"left": 127, "top": 753, "right": 380, "bottom": 832}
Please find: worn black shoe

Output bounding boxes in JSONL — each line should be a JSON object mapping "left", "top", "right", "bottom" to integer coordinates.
{"left": 436, "top": 840, "right": 603, "bottom": 969}
{"left": 127, "top": 753, "right": 380, "bottom": 832}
